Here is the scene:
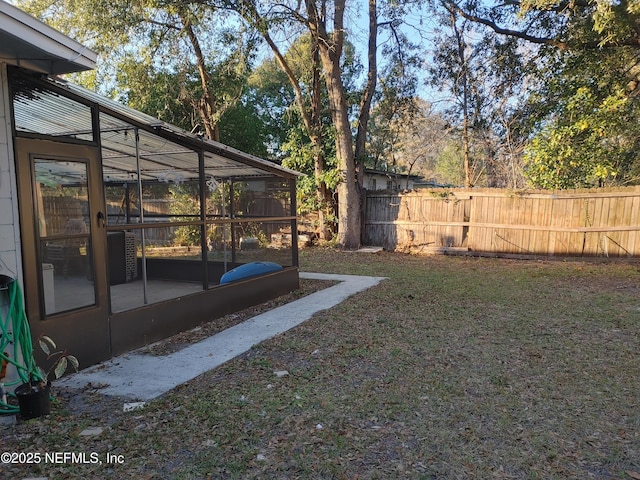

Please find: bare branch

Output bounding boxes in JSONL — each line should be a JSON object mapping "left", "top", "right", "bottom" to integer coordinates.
{"left": 442, "top": 0, "right": 569, "bottom": 49}
{"left": 442, "top": 0, "right": 640, "bottom": 50}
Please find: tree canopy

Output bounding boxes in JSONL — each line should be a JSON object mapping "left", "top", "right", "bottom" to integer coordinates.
{"left": 15, "top": 0, "right": 640, "bottom": 245}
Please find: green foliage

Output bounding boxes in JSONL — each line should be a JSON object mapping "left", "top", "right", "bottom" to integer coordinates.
{"left": 281, "top": 122, "right": 339, "bottom": 215}
{"left": 218, "top": 100, "right": 270, "bottom": 158}
{"left": 245, "top": 64, "right": 294, "bottom": 159}
{"left": 239, "top": 223, "right": 269, "bottom": 247}
{"left": 36, "top": 335, "right": 79, "bottom": 382}
{"left": 169, "top": 184, "right": 201, "bottom": 247}
{"left": 433, "top": 0, "right": 640, "bottom": 189}
{"left": 524, "top": 88, "right": 635, "bottom": 189}
{"left": 116, "top": 58, "right": 196, "bottom": 130}
{"left": 482, "top": 0, "right": 640, "bottom": 51}
{"left": 435, "top": 142, "right": 466, "bottom": 187}
{"left": 428, "top": 5, "right": 529, "bottom": 188}
{"left": 247, "top": 31, "right": 357, "bottom": 218}
{"left": 114, "top": 27, "right": 253, "bottom": 137}
{"left": 20, "top": 0, "right": 640, "bottom": 196}
{"left": 18, "top": 0, "right": 254, "bottom": 142}
{"left": 523, "top": 48, "right": 640, "bottom": 189}
{"left": 367, "top": 78, "right": 419, "bottom": 171}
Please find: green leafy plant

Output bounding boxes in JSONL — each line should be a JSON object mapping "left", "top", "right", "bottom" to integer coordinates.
{"left": 241, "top": 223, "right": 269, "bottom": 248}
{"left": 35, "top": 334, "right": 79, "bottom": 384}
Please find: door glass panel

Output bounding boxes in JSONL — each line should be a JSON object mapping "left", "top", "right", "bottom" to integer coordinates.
{"left": 35, "top": 159, "right": 96, "bottom": 314}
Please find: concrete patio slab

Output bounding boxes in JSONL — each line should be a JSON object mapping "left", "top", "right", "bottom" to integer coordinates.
{"left": 57, "top": 272, "right": 386, "bottom": 400}
{"left": 356, "top": 246, "right": 384, "bottom": 253}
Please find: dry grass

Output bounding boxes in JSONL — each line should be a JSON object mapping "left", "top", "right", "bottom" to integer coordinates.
{"left": 2, "top": 249, "right": 639, "bottom": 479}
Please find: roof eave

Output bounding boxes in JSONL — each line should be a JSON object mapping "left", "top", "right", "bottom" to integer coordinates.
{"left": 0, "top": 0, "right": 96, "bottom": 74}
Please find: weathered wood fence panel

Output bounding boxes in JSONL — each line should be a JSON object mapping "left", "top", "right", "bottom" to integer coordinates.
{"left": 364, "top": 187, "right": 640, "bottom": 257}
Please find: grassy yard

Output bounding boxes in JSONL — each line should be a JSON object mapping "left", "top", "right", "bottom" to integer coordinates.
{"left": 2, "top": 249, "right": 639, "bottom": 479}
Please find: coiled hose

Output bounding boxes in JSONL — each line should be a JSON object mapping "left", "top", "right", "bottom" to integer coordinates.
{"left": 0, "top": 278, "right": 42, "bottom": 414}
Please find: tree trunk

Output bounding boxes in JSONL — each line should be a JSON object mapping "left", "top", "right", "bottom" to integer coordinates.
{"left": 251, "top": 12, "right": 335, "bottom": 239}
{"left": 232, "top": 0, "right": 361, "bottom": 247}
{"left": 307, "top": 0, "right": 361, "bottom": 248}
{"left": 310, "top": 37, "right": 333, "bottom": 240}
{"left": 319, "top": 50, "right": 360, "bottom": 248}
{"left": 355, "top": 0, "right": 378, "bottom": 190}
{"left": 181, "top": 12, "right": 221, "bottom": 142}
{"left": 310, "top": 133, "right": 334, "bottom": 239}
{"left": 452, "top": 10, "right": 472, "bottom": 187}
{"left": 463, "top": 110, "right": 471, "bottom": 187}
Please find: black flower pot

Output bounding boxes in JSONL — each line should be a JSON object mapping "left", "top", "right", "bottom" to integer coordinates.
{"left": 15, "top": 381, "right": 51, "bottom": 419}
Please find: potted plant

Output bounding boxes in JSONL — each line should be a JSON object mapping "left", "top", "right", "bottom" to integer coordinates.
{"left": 14, "top": 335, "right": 79, "bottom": 419}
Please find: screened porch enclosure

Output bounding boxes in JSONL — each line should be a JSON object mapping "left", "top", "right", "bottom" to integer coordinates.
{"left": 10, "top": 68, "right": 299, "bottom": 365}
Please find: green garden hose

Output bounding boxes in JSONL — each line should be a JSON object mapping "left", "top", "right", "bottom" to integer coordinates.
{"left": 0, "top": 279, "right": 42, "bottom": 414}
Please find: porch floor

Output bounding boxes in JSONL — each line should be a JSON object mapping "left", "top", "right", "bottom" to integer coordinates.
{"left": 49, "top": 275, "right": 206, "bottom": 314}
{"left": 110, "top": 279, "right": 203, "bottom": 312}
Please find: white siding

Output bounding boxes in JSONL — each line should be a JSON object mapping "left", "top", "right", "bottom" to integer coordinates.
{"left": 0, "top": 63, "right": 24, "bottom": 390}
{"left": 0, "top": 63, "right": 21, "bottom": 284}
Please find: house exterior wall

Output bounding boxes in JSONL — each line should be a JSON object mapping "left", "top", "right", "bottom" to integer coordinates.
{"left": 0, "top": 62, "right": 23, "bottom": 388}
{"left": 0, "top": 63, "right": 22, "bottom": 285}
{"left": 364, "top": 172, "right": 415, "bottom": 191}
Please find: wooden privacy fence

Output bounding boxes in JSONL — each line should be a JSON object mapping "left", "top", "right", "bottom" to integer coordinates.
{"left": 364, "top": 186, "right": 640, "bottom": 257}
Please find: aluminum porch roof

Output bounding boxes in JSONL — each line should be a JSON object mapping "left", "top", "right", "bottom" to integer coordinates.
{"left": 12, "top": 74, "right": 300, "bottom": 182}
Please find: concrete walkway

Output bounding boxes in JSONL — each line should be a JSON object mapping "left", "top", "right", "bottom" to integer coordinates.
{"left": 57, "top": 272, "right": 386, "bottom": 400}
